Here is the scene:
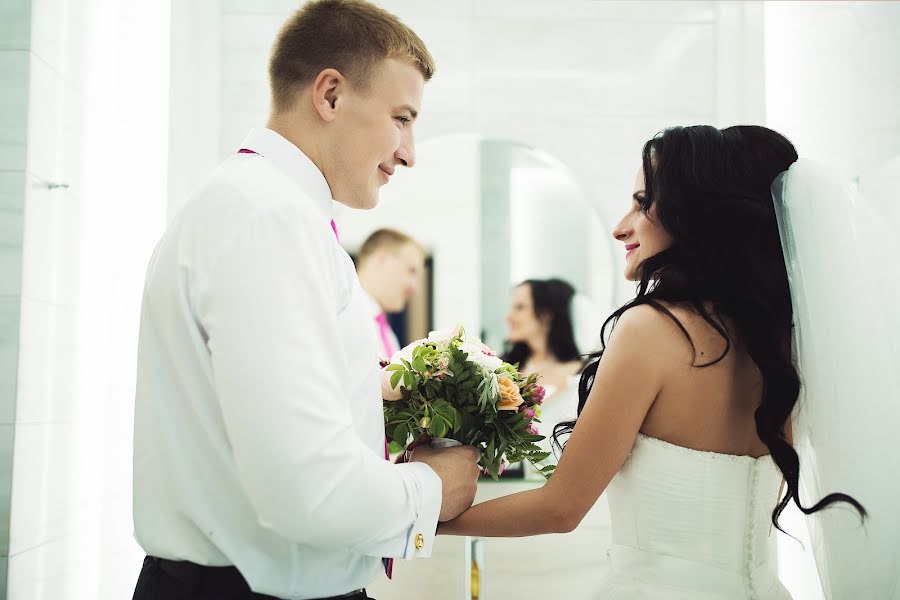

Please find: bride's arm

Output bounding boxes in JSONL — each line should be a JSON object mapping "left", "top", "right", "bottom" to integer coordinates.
{"left": 439, "top": 305, "right": 674, "bottom": 537}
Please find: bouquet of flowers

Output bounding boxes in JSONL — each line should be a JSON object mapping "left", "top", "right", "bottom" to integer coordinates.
{"left": 382, "top": 326, "right": 555, "bottom": 480}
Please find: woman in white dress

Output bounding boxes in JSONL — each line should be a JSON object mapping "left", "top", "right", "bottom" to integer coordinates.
{"left": 502, "top": 278, "right": 583, "bottom": 451}
{"left": 437, "top": 125, "right": 866, "bottom": 599}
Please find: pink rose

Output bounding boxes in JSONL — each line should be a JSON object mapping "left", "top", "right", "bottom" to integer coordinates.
{"left": 523, "top": 408, "right": 535, "bottom": 419}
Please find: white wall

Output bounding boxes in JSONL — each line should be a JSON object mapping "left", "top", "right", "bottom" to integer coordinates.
{"left": 0, "top": 0, "right": 80, "bottom": 593}
{"left": 167, "top": 0, "right": 223, "bottom": 221}
{"left": 0, "top": 0, "right": 32, "bottom": 590}
{"left": 765, "top": 1, "right": 900, "bottom": 179}
{"left": 4, "top": 0, "right": 171, "bottom": 598}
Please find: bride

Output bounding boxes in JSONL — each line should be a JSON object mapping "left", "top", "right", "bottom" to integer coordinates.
{"left": 435, "top": 125, "right": 867, "bottom": 598}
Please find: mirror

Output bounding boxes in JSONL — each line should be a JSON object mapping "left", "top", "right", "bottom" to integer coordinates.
{"left": 338, "top": 134, "right": 616, "bottom": 357}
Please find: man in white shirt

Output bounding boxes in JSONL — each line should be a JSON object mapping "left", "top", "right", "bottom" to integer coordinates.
{"left": 356, "top": 229, "right": 426, "bottom": 360}
{"left": 131, "top": 2, "right": 479, "bottom": 599}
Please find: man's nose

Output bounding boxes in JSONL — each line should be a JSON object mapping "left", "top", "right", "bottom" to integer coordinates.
{"left": 396, "top": 133, "right": 416, "bottom": 168}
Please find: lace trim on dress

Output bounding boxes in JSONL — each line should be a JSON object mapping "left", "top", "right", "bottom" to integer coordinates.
{"left": 636, "top": 433, "right": 775, "bottom": 464}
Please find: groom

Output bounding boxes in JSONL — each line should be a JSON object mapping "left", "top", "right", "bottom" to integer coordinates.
{"left": 131, "top": 1, "right": 480, "bottom": 599}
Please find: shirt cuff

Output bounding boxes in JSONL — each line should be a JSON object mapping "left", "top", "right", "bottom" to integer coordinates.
{"left": 396, "top": 461, "right": 442, "bottom": 559}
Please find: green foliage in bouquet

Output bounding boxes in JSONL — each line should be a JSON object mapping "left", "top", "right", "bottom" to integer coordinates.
{"left": 382, "top": 330, "right": 556, "bottom": 480}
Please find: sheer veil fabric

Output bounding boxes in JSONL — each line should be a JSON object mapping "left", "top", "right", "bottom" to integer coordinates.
{"left": 772, "top": 160, "right": 900, "bottom": 598}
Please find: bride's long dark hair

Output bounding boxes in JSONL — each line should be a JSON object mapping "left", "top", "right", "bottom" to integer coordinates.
{"left": 552, "top": 125, "right": 865, "bottom": 532}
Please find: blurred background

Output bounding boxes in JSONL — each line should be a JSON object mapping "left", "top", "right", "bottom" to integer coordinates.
{"left": 1, "top": 0, "right": 898, "bottom": 598}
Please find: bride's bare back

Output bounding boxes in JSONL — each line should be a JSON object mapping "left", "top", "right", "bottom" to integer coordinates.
{"left": 638, "top": 301, "right": 771, "bottom": 458}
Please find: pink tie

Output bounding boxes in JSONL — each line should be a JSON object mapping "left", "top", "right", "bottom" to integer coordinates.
{"left": 330, "top": 219, "right": 340, "bottom": 243}
{"left": 374, "top": 312, "right": 397, "bottom": 359}
{"left": 383, "top": 434, "right": 394, "bottom": 578}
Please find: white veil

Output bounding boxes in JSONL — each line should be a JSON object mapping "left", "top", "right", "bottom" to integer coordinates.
{"left": 772, "top": 159, "right": 900, "bottom": 598}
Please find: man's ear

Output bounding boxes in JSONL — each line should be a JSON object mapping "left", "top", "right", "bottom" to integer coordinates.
{"left": 373, "top": 248, "right": 391, "bottom": 267}
{"left": 310, "top": 68, "right": 345, "bottom": 122}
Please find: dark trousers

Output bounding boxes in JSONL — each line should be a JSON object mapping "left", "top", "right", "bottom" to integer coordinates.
{"left": 132, "top": 556, "right": 375, "bottom": 600}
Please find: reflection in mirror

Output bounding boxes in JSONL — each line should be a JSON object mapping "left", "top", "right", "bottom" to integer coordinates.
{"left": 477, "top": 140, "right": 612, "bottom": 354}
{"left": 340, "top": 134, "right": 615, "bottom": 471}
{"left": 339, "top": 134, "right": 615, "bottom": 360}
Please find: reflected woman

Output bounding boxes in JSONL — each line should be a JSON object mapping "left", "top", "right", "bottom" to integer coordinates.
{"left": 503, "top": 278, "right": 583, "bottom": 401}
{"left": 503, "top": 278, "right": 584, "bottom": 459}
{"left": 438, "top": 125, "right": 865, "bottom": 599}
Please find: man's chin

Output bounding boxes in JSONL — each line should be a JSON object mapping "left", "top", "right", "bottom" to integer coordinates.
{"left": 360, "top": 189, "right": 380, "bottom": 210}
{"left": 337, "top": 194, "right": 379, "bottom": 210}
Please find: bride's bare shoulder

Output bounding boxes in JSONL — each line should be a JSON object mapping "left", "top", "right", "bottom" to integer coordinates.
{"left": 609, "top": 304, "right": 684, "bottom": 347}
{"left": 608, "top": 303, "right": 711, "bottom": 365}
{"left": 610, "top": 303, "right": 692, "bottom": 340}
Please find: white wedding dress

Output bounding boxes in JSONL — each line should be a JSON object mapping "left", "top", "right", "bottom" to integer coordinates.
{"left": 535, "top": 375, "right": 580, "bottom": 458}
{"left": 599, "top": 433, "right": 792, "bottom": 599}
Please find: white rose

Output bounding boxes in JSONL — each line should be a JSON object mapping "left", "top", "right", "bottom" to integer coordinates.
{"left": 391, "top": 338, "right": 426, "bottom": 364}
{"left": 381, "top": 368, "right": 404, "bottom": 400}
{"left": 462, "top": 335, "right": 490, "bottom": 349}
{"left": 427, "top": 328, "right": 457, "bottom": 343}
{"left": 459, "top": 342, "right": 504, "bottom": 372}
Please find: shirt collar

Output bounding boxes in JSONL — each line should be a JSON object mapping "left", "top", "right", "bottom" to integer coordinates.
{"left": 237, "top": 128, "right": 335, "bottom": 218}
{"left": 360, "top": 287, "right": 384, "bottom": 320}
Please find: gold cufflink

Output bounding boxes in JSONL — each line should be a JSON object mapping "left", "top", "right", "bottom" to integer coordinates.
{"left": 415, "top": 532, "right": 424, "bottom": 550}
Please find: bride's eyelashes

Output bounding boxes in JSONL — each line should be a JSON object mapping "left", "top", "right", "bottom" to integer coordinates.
{"left": 632, "top": 194, "right": 650, "bottom": 214}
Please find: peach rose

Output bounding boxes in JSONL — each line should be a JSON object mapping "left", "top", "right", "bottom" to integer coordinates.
{"left": 497, "top": 377, "right": 524, "bottom": 411}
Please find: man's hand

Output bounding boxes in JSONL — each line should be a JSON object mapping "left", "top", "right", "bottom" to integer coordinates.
{"left": 410, "top": 445, "right": 480, "bottom": 521}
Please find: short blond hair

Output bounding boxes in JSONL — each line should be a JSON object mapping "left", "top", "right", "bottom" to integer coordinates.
{"left": 269, "top": 0, "right": 435, "bottom": 114}
{"left": 357, "top": 228, "right": 424, "bottom": 266}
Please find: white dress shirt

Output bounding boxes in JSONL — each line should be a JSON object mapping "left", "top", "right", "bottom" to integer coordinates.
{"left": 133, "top": 128, "right": 441, "bottom": 599}
{"left": 360, "top": 289, "right": 401, "bottom": 360}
